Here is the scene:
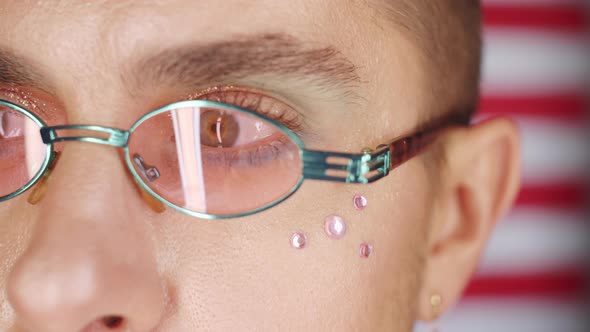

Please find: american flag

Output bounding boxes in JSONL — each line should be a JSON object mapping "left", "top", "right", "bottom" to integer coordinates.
{"left": 416, "top": 1, "right": 590, "bottom": 331}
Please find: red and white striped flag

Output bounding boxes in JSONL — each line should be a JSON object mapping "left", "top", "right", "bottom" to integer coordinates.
{"left": 416, "top": 1, "right": 589, "bottom": 331}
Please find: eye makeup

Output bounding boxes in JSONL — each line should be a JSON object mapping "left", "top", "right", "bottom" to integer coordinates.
{"left": 187, "top": 85, "right": 304, "bottom": 134}
{"left": 0, "top": 86, "right": 62, "bottom": 125}
{"left": 0, "top": 109, "right": 24, "bottom": 139}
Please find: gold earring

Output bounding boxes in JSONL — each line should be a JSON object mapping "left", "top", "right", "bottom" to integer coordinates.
{"left": 429, "top": 293, "right": 443, "bottom": 332}
{"left": 430, "top": 293, "right": 442, "bottom": 317}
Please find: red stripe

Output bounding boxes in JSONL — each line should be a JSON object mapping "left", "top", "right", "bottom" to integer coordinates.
{"left": 484, "top": 4, "right": 589, "bottom": 32}
{"left": 478, "top": 94, "right": 588, "bottom": 121}
{"left": 516, "top": 183, "right": 588, "bottom": 209}
{"left": 465, "top": 269, "right": 588, "bottom": 298}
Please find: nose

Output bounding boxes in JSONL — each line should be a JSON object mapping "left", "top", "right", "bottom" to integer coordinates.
{"left": 6, "top": 143, "right": 166, "bottom": 332}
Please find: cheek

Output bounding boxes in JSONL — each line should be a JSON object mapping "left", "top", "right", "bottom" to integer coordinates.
{"left": 152, "top": 162, "right": 431, "bottom": 331}
{"left": 0, "top": 202, "right": 35, "bottom": 324}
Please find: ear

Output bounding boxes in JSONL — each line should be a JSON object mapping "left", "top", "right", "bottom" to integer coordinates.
{"left": 416, "top": 117, "right": 521, "bottom": 321}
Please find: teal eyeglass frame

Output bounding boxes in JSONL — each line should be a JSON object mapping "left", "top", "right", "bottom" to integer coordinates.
{"left": 0, "top": 99, "right": 441, "bottom": 219}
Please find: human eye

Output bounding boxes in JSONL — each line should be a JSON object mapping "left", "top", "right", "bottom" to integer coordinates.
{"left": 192, "top": 86, "right": 303, "bottom": 132}
{"left": 0, "top": 106, "right": 25, "bottom": 140}
{"left": 190, "top": 86, "right": 303, "bottom": 168}
{"left": 0, "top": 88, "right": 47, "bottom": 163}
{"left": 0, "top": 105, "right": 25, "bottom": 179}
{"left": 127, "top": 88, "right": 305, "bottom": 214}
{"left": 0, "top": 99, "right": 49, "bottom": 198}
{"left": 199, "top": 108, "right": 276, "bottom": 148}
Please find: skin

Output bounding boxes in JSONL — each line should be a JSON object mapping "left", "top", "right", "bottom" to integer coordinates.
{"left": 0, "top": 1, "right": 521, "bottom": 331}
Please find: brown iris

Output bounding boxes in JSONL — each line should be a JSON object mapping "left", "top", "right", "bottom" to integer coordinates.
{"left": 200, "top": 109, "right": 240, "bottom": 147}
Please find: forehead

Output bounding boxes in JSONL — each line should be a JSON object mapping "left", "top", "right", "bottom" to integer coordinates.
{"left": 0, "top": 1, "right": 433, "bottom": 127}
{"left": 2, "top": 0, "right": 367, "bottom": 55}
{"left": 0, "top": 1, "right": 387, "bottom": 95}
{"left": 1, "top": 0, "right": 437, "bottom": 159}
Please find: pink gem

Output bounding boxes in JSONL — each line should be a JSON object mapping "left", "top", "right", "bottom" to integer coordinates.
{"left": 290, "top": 232, "right": 307, "bottom": 249}
{"left": 324, "top": 215, "right": 347, "bottom": 240}
{"left": 359, "top": 243, "right": 373, "bottom": 258}
{"left": 353, "top": 194, "right": 367, "bottom": 210}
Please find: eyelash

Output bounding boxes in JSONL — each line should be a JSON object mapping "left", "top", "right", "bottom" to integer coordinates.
{"left": 189, "top": 86, "right": 303, "bottom": 133}
{"left": 0, "top": 87, "right": 60, "bottom": 125}
{"left": 185, "top": 87, "right": 300, "bottom": 168}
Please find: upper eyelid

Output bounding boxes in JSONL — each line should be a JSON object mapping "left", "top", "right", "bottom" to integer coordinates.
{"left": 187, "top": 86, "right": 292, "bottom": 113}
{"left": 0, "top": 87, "right": 59, "bottom": 124}
{"left": 190, "top": 86, "right": 306, "bottom": 131}
{"left": 0, "top": 85, "right": 310, "bottom": 139}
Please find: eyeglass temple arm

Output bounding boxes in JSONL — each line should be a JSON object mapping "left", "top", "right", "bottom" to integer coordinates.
{"left": 302, "top": 130, "right": 440, "bottom": 184}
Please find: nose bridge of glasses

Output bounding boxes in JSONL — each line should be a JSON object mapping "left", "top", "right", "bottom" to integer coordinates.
{"left": 40, "top": 125, "right": 130, "bottom": 148}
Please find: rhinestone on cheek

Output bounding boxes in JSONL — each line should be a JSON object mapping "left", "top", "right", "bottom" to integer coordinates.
{"left": 324, "top": 215, "right": 347, "bottom": 240}
{"left": 353, "top": 194, "right": 368, "bottom": 210}
{"left": 359, "top": 243, "right": 373, "bottom": 258}
{"left": 290, "top": 232, "right": 308, "bottom": 249}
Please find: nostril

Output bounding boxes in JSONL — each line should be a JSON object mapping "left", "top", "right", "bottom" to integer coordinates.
{"left": 102, "top": 316, "right": 124, "bottom": 329}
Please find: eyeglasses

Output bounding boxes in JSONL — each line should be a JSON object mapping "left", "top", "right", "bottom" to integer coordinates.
{"left": 0, "top": 99, "right": 445, "bottom": 219}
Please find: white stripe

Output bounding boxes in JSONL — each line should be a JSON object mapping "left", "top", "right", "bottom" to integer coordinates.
{"left": 477, "top": 208, "right": 590, "bottom": 275}
{"left": 475, "top": 115, "right": 590, "bottom": 184}
{"left": 517, "top": 116, "right": 589, "bottom": 184}
{"left": 481, "top": 29, "right": 590, "bottom": 95}
{"left": 414, "top": 298, "right": 589, "bottom": 332}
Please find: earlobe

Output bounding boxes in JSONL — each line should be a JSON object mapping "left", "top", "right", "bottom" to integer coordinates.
{"left": 416, "top": 116, "right": 521, "bottom": 321}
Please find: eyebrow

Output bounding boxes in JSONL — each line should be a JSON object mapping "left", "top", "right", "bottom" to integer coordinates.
{"left": 0, "top": 34, "right": 361, "bottom": 102}
{"left": 126, "top": 33, "right": 361, "bottom": 98}
{"left": 0, "top": 48, "right": 48, "bottom": 90}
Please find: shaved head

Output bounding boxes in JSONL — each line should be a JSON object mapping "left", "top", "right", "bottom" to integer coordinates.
{"left": 369, "top": 0, "right": 482, "bottom": 123}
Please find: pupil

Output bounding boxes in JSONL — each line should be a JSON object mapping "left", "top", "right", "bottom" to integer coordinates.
{"left": 200, "top": 110, "right": 239, "bottom": 148}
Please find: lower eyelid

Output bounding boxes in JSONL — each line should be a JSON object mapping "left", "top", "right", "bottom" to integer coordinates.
{"left": 201, "top": 141, "right": 284, "bottom": 168}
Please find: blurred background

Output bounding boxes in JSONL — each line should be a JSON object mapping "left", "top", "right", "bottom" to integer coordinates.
{"left": 417, "top": 0, "right": 589, "bottom": 331}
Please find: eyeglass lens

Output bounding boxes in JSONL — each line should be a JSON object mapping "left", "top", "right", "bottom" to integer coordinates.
{"left": 0, "top": 105, "right": 48, "bottom": 198}
{"left": 127, "top": 105, "right": 303, "bottom": 216}
{"left": 1, "top": 103, "right": 304, "bottom": 215}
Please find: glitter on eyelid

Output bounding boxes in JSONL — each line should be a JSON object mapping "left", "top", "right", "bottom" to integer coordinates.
{"left": 185, "top": 85, "right": 304, "bottom": 133}
{"left": 0, "top": 87, "right": 51, "bottom": 120}
{"left": 188, "top": 85, "right": 238, "bottom": 99}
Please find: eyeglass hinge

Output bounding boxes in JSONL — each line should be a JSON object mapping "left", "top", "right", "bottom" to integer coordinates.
{"left": 302, "top": 147, "right": 390, "bottom": 184}
{"left": 353, "top": 146, "right": 390, "bottom": 183}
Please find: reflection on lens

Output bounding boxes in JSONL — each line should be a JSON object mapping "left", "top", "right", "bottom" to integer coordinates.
{"left": 200, "top": 109, "right": 240, "bottom": 147}
{"left": 128, "top": 104, "right": 302, "bottom": 216}
{"left": 0, "top": 104, "right": 48, "bottom": 198}
{"left": 133, "top": 154, "right": 161, "bottom": 182}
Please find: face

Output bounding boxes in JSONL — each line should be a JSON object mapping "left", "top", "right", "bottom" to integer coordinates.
{"left": 0, "top": 1, "right": 521, "bottom": 331}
